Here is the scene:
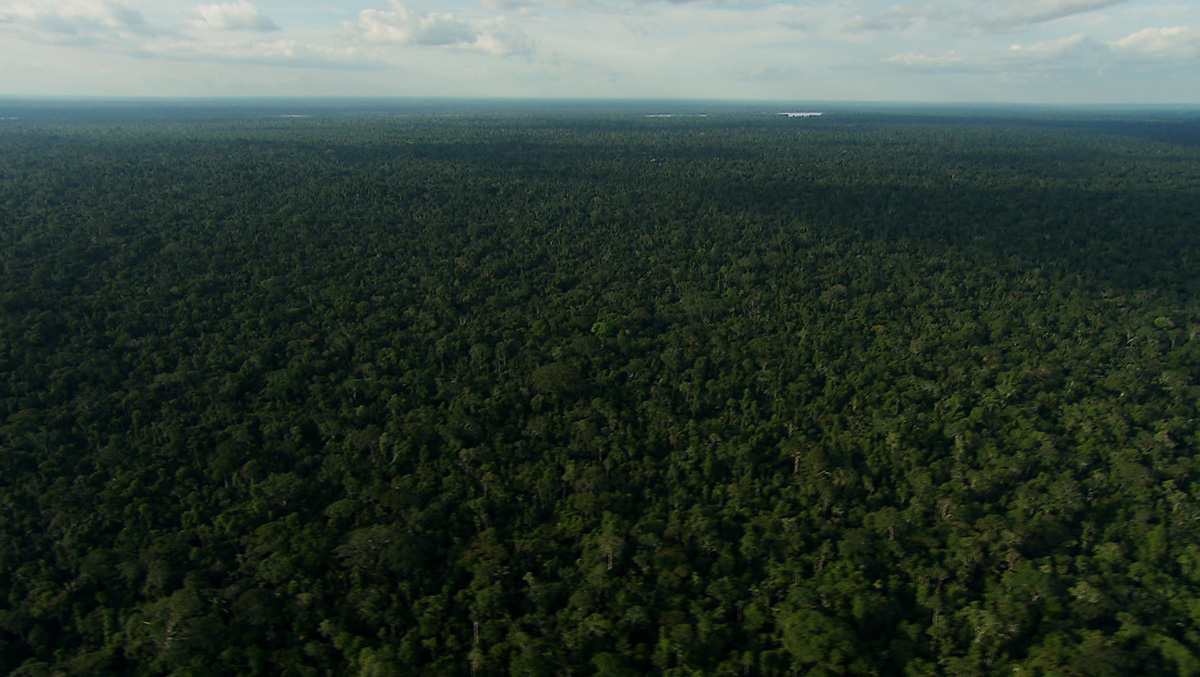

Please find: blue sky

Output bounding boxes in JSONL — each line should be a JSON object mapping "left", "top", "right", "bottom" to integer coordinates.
{"left": 0, "top": 0, "right": 1197, "bottom": 102}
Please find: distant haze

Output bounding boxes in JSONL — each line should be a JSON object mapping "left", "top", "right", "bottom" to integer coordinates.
{"left": 0, "top": 0, "right": 1197, "bottom": 103}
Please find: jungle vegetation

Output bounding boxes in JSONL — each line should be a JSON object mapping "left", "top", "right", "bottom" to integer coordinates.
{"left": 3, "top": 102, "right": 1200, "bottom": 675}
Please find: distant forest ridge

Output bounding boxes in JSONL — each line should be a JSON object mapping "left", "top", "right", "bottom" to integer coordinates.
{"left": 1, "top": 96, "right": 1199, "bottom": 124}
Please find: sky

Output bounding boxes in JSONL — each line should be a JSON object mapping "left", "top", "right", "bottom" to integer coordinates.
{"left": 0, "top": 0, "right": 1197, "bottom": 103}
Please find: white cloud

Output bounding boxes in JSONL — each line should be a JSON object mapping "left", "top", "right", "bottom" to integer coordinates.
{"left": 1112, "top": 26, "right": 1200, "bottom": 59}
{"left": 478, "top": 0, "right": 534, "bottom": 8}
{"left": 884, "top": 50, "right": 965, "bottom": 68}
{"left": 0, "top": 0, "right": 145, "bottom": 39}
{"left": 1009, "top": 32, "right": 1089, "bottom": 57}
{"left": 349, "top": 1, "right": 533, "bottom": 55}
{"left": 354, "top": 3, "right": 475, "bottom": 46}
{"left": 192, "top": 1, "right": 278, "bottom": 32}
{"left": 888, "top": 31, "right": 1111, "bottom": 76}
{"left": 472, "top": 16, "right": 535, "bottom": 55}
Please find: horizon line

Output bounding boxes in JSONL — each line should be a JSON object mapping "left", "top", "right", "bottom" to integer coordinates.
{"left": 1, "top": 95, "right": 1199, "bottom": 109}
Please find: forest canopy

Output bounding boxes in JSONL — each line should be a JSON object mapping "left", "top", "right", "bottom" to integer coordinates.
{"left": 2, "top": 101, "right": 1200, "bottom": 675}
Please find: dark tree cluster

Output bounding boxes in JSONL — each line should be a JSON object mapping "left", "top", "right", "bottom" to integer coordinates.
{"left": 3, "top": 105, "right": 1200, "bottom": 675}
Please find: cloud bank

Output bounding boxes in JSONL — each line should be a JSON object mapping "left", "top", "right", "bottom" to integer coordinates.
{"left": 0, "top": 0, "right": 145, "bottom": 39}
{"left": 0, "top": 0, "right": 1196, "bottom": 102}
{"left": 1112, "top": 26, "right": 1200, "bottom": 58}
{"left": 192, "top": 1, "right": 278, "bottom": 32}
{"left": 349, "top": 1, "right": 533, "bottom": 55}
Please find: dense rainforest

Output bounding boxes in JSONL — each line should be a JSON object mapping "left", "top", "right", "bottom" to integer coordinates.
{"left": 2, "top": 101, "right": 1200, "bottom": 676}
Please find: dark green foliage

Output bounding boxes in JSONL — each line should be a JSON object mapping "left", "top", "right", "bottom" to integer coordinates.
{"left": 3, "top": 103, "right": 1200, "bottom": 675}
